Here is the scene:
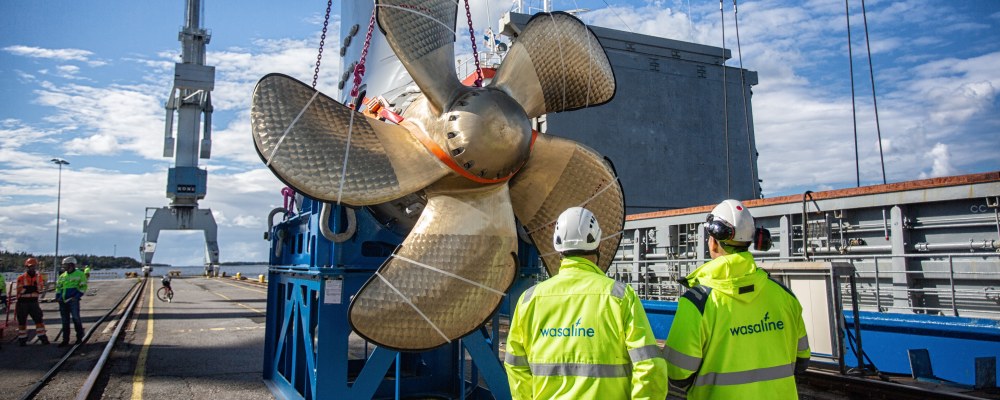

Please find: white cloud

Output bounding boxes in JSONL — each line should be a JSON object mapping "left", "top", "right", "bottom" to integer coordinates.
{"left": 233, "top": 214, "right": 262, "bottom": 228}
{"left": 0, "top": 119, "right": 58, "bottom": 151}
{"left": 56, "top": 64, "right": 81, "bottom": 77}
{"left": 920, "top": 143, "right": 956, "bottom": 178}
{"left": 64, "top": 133, "right": 122, "bottom": 154}
{"left": 33, "top": 80, "right": 166, "bottom": 159}
{"left": 3, "top": 45, "right": 106, "bottom": 66}
{"left": 4, "top": 45, "right": 93, "bottom": 61}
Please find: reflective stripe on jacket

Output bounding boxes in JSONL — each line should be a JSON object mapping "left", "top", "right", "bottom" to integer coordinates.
{"left": 56, "top": 270, "right": 88, "bottom": 301}
{"left": 664, "top": 252, "right": 810, "bottom": 400}
{"left": 17, "top": 272, "right": 46, "bottom": 300}
{"left": 504, "top": 256, "right": 668, "bottom": 400}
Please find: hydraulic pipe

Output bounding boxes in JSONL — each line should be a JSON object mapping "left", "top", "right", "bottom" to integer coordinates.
{"left": 796, "top": 245, "right": 892, "bottom": 255}
{"left": 912, "top": 240, "right": 998, "bottom": 252}
{"left": 802, "top": 191, "right": 821, "bottom": 261}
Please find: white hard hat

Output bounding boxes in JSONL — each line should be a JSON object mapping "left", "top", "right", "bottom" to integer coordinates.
{"left": 706, "top": 199, "right": 755, "bottom": 244}
{"left": 553, "top": 207, "right": 602, "bottom": 253}
{"left": 62, "top": 256, "right": 78, "bottom": 265}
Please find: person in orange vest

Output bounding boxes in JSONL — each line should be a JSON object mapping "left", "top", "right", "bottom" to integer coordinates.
{"left": 0, "top": 271, "right": 5, "bottom": 350}
{"left": 16, "top": 258, "right": 50, "bottom": 346}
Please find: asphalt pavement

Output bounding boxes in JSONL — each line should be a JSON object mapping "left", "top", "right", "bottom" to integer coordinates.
{"left": 98, "top": 277, "right": 273, "bottom": 400}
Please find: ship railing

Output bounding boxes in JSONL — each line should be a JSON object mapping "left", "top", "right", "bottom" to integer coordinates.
{"left": 456, "top": 52, "right": 505, "bottom": 80}
{"left": 608, "top": 252, "right": 1000, "bottom": 319}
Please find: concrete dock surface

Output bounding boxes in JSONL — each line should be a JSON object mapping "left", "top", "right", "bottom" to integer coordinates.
{"left": 1, "top": 277, "right": 273, "bottom": 400}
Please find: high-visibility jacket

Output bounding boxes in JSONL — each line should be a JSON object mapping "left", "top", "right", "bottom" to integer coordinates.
{"left": 504, "top": 256, "right": 668, "bottom": 400}
{"left": 664, "top": 252, "right": 810, "bottom": 400}
{"left": 17, "top": 272, "right": 47, "bottom": 301}
{"left": 56, "top": 270, "right": 88, "bottom": 302}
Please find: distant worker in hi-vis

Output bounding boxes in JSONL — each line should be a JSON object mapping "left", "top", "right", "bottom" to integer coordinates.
{"left": 504, "top": 207, "right": 667, "bottom": 399}
{"left": 0, "top": 270, "right": 6, "bottom": 309}
{"left": 664, "top": 199, "right": 810, "bottom": 399}
{"left": 15, "top": 257, "right": 50, "bottom": 346}
{"left": 56, "top": 256, "right": 88, "bottom": 347}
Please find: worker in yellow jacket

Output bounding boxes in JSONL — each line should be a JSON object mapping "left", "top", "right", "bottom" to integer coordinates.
{"left": 664, "top": 199, "right": 810, "bottom": 399}
{"left": 56, "top": 256, "right": 88, "bottom": 346}
{"left": 505, "top": 207, "right": 667, "bottom": 399}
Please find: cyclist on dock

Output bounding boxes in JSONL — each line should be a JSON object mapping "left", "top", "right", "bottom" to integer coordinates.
{"left": 161, "top": 274, "right": 173, "bottom": 302}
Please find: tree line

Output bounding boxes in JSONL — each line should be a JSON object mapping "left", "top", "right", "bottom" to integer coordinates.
{"left": 0, "top": 250, "right": 142, "bottom": 272}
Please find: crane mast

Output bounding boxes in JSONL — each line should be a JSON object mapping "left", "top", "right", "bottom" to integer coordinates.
{"left": 140, "top": 0, "right": 219, "bottom": 275}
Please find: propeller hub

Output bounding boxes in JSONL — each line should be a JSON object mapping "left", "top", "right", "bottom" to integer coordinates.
{"left": 441, "top": 89, "right": 532, "bottom": 181}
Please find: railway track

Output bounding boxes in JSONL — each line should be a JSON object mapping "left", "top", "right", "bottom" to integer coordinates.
{"left": 799, "top": 369, "right": 997, "bottom": 400}
{"left": 17, "top": 278, "right": 146, "bottom": 400}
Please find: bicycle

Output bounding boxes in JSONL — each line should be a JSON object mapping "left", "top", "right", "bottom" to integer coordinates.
{"left": 156, "top": 286, "right": 174, "bottom": 302}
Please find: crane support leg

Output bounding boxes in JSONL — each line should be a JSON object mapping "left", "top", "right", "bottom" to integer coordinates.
{"left": 142, "top": 206, "right": 219, "bottom": 275}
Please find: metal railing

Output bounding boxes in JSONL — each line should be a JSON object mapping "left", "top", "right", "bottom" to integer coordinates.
{"left": 88, "top": 271, "right": 120, "bottom": 280}
{"left": 607, "top": 252, "right": 1000, "bottom": 319}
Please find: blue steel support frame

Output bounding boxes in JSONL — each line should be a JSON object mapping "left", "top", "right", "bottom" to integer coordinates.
{"left": 642, "top": 298, "right": 1000, "bottom": 387}
{"left": 263, "top": 200, "right": 524, "bottom": 399}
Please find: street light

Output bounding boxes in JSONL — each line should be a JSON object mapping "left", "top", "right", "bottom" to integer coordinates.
{"left": 51, "top": 158, "right": 69, "bottom": 282}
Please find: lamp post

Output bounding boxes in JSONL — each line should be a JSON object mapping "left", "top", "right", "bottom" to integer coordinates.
{"left": 51, "top": 158, "right": 69, "bottom": 282}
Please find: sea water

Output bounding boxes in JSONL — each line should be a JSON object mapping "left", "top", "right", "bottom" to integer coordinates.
{"left": 94, "top": 264, "right": 270, "bottom": 280}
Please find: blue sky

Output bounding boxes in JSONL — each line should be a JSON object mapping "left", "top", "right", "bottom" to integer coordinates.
{"left": 2, "top": 0, "right": 998, "bottom": 265}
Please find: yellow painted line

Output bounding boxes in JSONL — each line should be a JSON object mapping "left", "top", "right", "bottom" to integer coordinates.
{"left": 131, "top": 282, "right": 155, "bottom": 400}
{"left": 169, "top": 325, "right": 265, "bottom": 333}
{"left": 210, "top": 290, "right": 265, "bottom": 314}
{"left": 212, "top": 278, "right": 268, "bottom": 294}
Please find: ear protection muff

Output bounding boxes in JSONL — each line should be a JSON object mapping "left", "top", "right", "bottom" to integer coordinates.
{"left": 753, "top": 227, "right": 773, "bottom": 251}
{"left": 705, "top": 214, "right": 736, "bottom": 242}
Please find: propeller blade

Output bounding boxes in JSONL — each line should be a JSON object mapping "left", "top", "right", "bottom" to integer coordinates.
{"left": 349, "top": 184, "right": 518, "bottom": 351}
{"left": 491, "top": 12, "right": 615, "bottom": 118}
{"left": 251, "top": 74, "right": 449, "bottom": 205}
{"left": 509, "top": 134, "right": 625, "bottom": 276}
{"left": 376, "top": 0, "right": 463, "bottom": 113}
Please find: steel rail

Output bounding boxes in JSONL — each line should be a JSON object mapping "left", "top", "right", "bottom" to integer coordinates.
{"left": 18, "top": 278, "right": 144, "bottom": 400}
{"left": 76, "top": 278, "right": 147, "bottom": 399}
{"left": 801, "top": 369, "right": 986, "bottom": 400}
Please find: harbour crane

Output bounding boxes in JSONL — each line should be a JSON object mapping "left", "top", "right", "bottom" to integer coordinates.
{"left": 140, "top": 0, "right": 219, "bottom": 276}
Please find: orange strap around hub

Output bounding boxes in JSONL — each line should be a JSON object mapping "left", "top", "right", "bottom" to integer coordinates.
{"left": 410, "top": 126, "right": 538, "bottom": 184}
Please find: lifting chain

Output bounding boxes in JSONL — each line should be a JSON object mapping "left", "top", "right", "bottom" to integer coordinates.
{"left": 350, "top": 8, "right": 378, "bottom": 99}
{"left": 464, "top": 0, "right": 483, "bottom": 87}
{"left": 312, "top": 0, "right": 334, "bottom": 88}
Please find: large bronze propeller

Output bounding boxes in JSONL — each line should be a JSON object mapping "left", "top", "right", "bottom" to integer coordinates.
{"left": 250, "top": 0, "right": 624, "bottom": 351}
